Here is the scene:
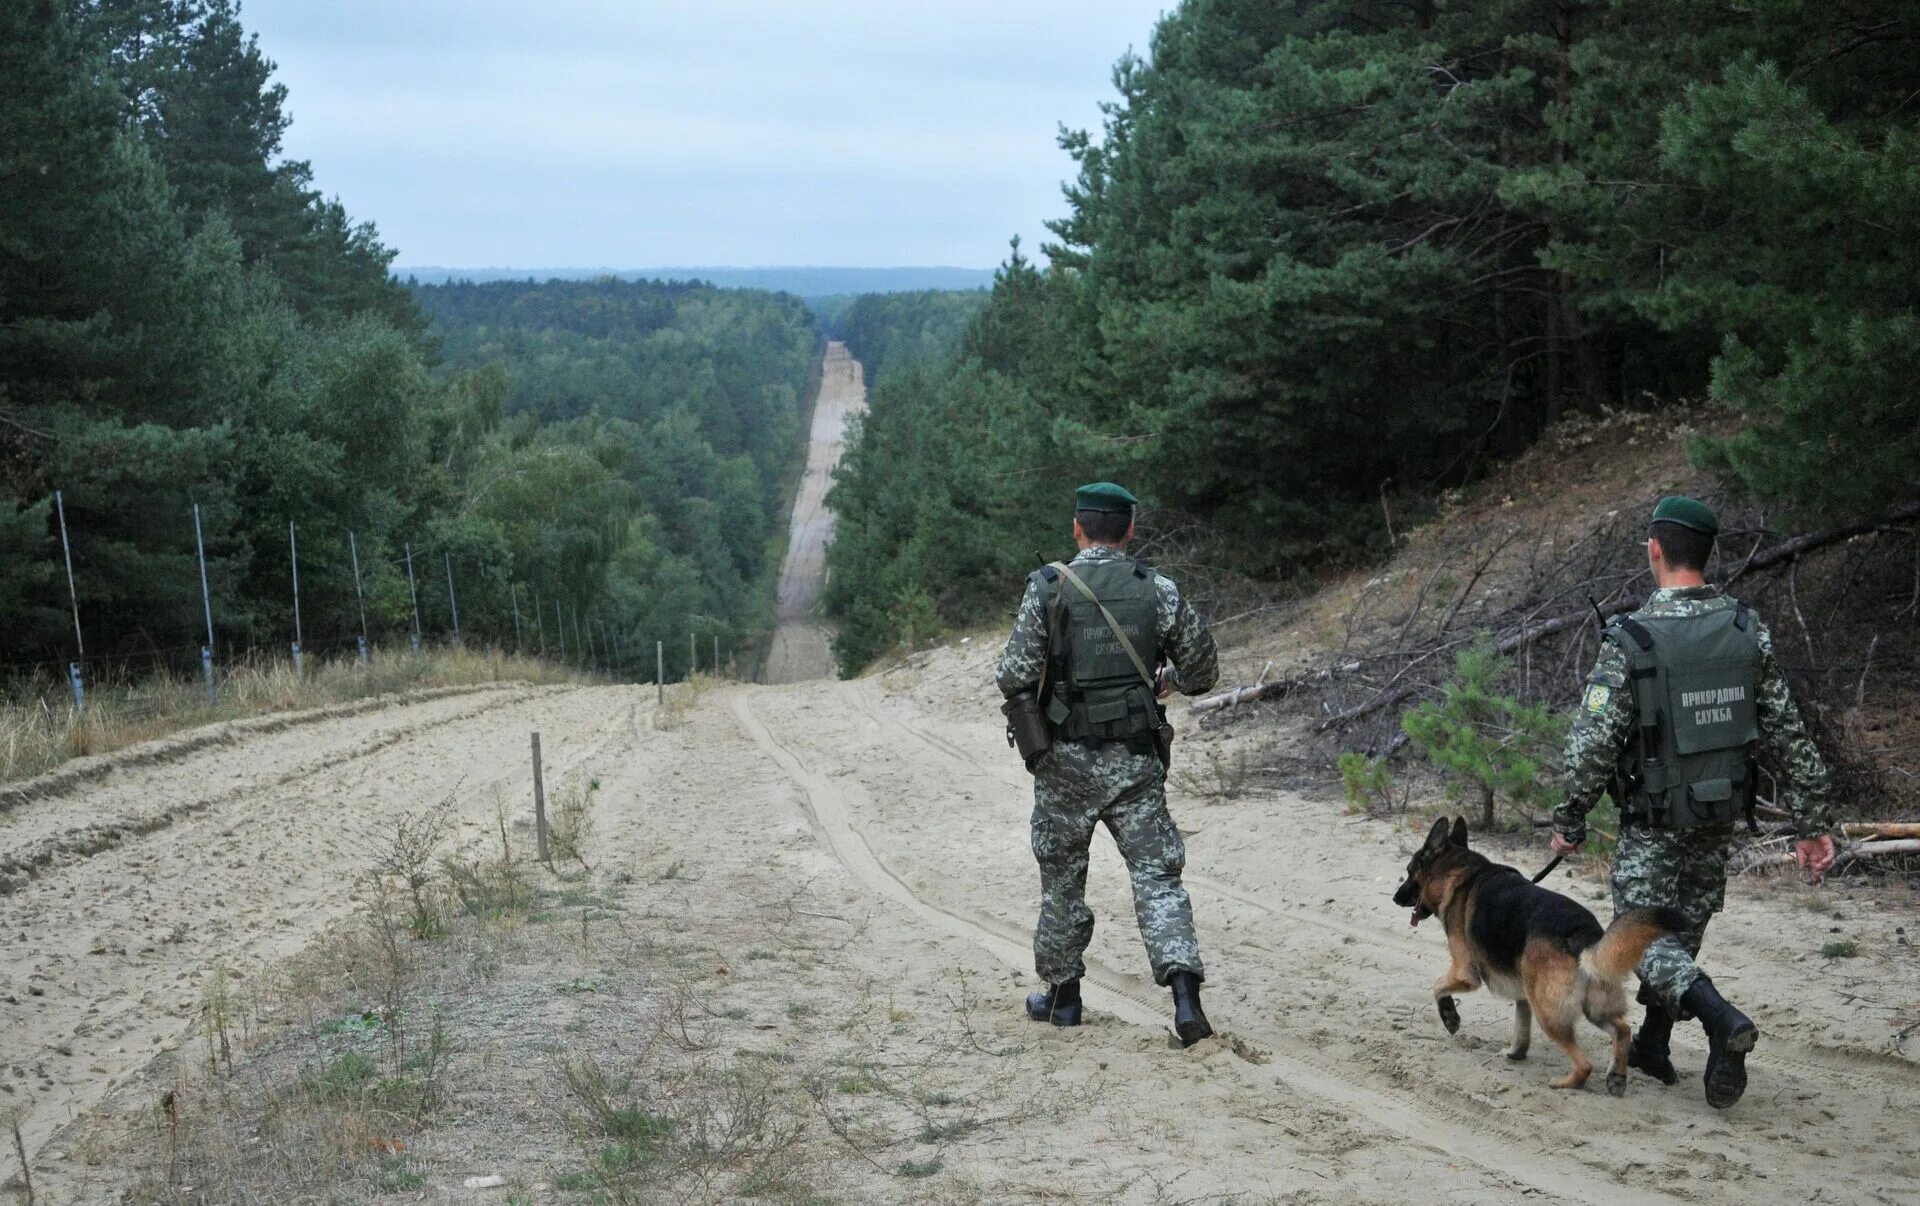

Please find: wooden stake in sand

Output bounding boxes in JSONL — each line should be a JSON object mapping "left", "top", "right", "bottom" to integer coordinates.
{"left": 531, "top": 731, "right": 550, "bottom": 865}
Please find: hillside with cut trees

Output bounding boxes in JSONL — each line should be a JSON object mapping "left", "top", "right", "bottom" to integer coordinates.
{"left": 825, "top": 0, "right": 1920, "bottom": 671}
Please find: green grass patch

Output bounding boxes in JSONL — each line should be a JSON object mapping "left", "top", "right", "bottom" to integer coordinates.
{"left": 1821, "top": 940, "right": 1860, "bottom": 958}
{"left": 895, "top": 1158, "right": 943, "bottom": 1179}
{"left": 374, "top": 1156, "right": 425, "bottom": 1193}
{"left": 302, "top": 1051, "right": 377, "bottom": 1100}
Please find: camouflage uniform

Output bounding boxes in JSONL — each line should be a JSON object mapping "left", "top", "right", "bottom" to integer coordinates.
{"left": 996, "top": 545, "right": 1219, "bottom": 986}
{"left": 1555, "top": 586, "right": 1832, "bottom": 1014}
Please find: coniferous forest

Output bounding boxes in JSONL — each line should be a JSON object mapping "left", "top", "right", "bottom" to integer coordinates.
{"left": 825, "top": 0, "right": 1920, "bottom": 670}
{"left": 1, "top": 1, "right": 816, "bottom": 682}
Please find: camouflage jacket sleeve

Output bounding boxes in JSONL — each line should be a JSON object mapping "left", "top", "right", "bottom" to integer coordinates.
{"left": 1154, "top": 574, "right": 1218, "bottom": 696}
{"left": 1554, "top": 633, "right": 1633, "bottom": 843}
{"left": 1752, "top": 616, "right": 1834, "bottom": 835}
{"left": 994, "top": 572, "right": 1053, "bottom": 698}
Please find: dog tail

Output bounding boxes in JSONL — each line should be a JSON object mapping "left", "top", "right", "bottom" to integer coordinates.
{"left": 1581, "top": 906, "right": 1692, "bottom": 983}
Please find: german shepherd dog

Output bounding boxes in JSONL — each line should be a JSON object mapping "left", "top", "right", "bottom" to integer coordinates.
{"left": 1393, "top": 816, "right": 1687, "bottom": 1094}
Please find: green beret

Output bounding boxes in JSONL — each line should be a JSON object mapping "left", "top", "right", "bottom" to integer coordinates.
{"left": 1075, "top": 482, "right": 1138, "bottom": 514}
{"left": 1651, "top": 495, "right": 1718, "bottom": 536}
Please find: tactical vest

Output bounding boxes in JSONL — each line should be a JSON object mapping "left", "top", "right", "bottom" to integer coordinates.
{"left": 1043, "top": 558, "right": 1163, "bottom": 747}
{"left": 1609, "top": 602, "right": 1762, "bottom": 830}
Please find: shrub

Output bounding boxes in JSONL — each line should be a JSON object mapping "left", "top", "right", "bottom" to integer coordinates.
{"left": 1402, "top": 635, "right": 1568, "bottom": 830}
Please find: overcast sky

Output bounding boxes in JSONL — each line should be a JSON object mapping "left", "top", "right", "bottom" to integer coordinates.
{"left": 242, "top": 0, "right": 1171, "bottom": 269}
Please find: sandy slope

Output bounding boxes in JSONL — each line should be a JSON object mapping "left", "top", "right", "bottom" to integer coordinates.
{"left": 761, "top": 340, "right": 864, "bottom": 685}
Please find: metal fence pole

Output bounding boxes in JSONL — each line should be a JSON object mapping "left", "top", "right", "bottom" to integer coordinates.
{"left": 405, "top": 542, "right": 422, "bottom": 654}
{"left": 55, "top": 490, "right": 85, "bottom": 713}
{"left": 349, "top": 529, "right": 370, "bottom": 664}
{"left": 194, "top": 502, "right": 216, "bottom": 704}
{"left": 533, "top": 588, "right": 545, "bottom": 657}
{"left": 444, "top": 551, "right": 461, "bottom": 645}
{"left": 555, "top": 599, "right": 565, "bottom": 663}
{"left": 289, "top": 521, "right": 304, "bottom": 674}
{"left": 690, "top": 631, "right": 697, "bottom": 679}
{"left": 656, "top": 640, "right": 664, "bottom": 705}
{"left": 510, "top": 583, "right": 523, "bottom": 652}
{"left": 713, "top": 634, "right": 719, "bottom": 680}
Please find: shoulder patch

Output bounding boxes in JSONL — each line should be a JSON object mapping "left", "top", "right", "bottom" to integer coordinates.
{"left": 1582, "top": 682, "right": 1613, "bottom": 716}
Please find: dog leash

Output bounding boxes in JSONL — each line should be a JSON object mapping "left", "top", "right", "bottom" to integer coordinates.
{"left": 1531, "top": 854, "right": 1564, "bottom": 884}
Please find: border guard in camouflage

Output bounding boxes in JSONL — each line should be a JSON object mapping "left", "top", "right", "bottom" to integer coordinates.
{"left": 995, "top": 482, "right": 1220, "bottom": 1046}
{"left": 1551, "top": 496, "right": 1838, "bottom": 1109}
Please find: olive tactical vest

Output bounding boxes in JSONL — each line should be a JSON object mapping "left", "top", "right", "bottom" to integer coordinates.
{"left": 1610, "top": 603, "right": 1762, "bottom": 829}
{"left": 1043, "top": 558, "right": 1162, "bottom": 744}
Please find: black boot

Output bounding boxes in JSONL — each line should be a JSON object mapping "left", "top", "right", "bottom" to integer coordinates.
{"left": 1681, "top": 975, "right": 1758, "bottom": 1109}
{"left": 1025, "top": 978, "right": 1082, "bottom": 1027}
{"left": 1169, "top": 971, "right": 1212, "bottom": 1047}
{"left": 1628, "top": 1004, "right": 1680, "bottom": 1085}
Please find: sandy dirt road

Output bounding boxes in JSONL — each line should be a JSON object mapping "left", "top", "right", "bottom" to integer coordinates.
{"left": 6, "top": 644, "right": 1918, "bottom": 1201}
{"left": 761, "top": 340, "right": 864, "bottom": 685}
{"left": 724, "top": 647, "right": 1920, "bottom": 1205}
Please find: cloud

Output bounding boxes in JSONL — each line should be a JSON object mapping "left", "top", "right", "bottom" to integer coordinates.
{"left": 243, "top": 0, "right": 1170, "bottom": 267}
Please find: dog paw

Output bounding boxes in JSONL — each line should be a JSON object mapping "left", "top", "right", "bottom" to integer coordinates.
{"left": 1436, "top": 996, "right": 1460, "bottom": 1035}
{"left": 1505, "top": 1047, "right": 1529, "bottom": 1062}
{"left": 1606, "top": 1072, "right": 1628, "bottom": 1098}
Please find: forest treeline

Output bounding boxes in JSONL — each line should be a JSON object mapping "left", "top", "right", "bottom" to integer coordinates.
{"left": 410, "top": 278, "right": 817, "bottom": 672}
{"left": 1, "top": 1, "right": 817, "bottom": 683}
{"left": 825, "top": 0, "right": 1920, "bottom": 672}
{"left": 832, "top": 290, "right": 987, "bottom": 384}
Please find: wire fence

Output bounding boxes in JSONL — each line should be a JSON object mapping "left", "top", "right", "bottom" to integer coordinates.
{"left": 9, "top": 498, "right": 742, "bottom": 711}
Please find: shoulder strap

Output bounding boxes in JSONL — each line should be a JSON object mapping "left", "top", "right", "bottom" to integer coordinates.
{"left": 1052, "top": 561, "right": 1156, "bottom": 691}
{"left": 1613, "top": 616, "right": 1654, "bottom": 651}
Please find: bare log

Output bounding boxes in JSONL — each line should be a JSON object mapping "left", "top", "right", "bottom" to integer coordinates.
{"left": 1724, "top": 501, "right": 1920, "bottom": 586}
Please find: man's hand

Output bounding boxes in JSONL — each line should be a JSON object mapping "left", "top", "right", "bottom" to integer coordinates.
{"left": 1155, "top": 664, "right": 1177, "bottom": 700}
{"left": 1549, "top": 831, "right": 1583, "bottom": 856}
{"left": 1795, "top": 833, "right": 1838, "bottom": 882}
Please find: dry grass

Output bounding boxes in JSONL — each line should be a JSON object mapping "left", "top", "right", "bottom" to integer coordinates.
{"left": 69, "top": 778, "right": 1053, "bottom": 1204}
{"left": 0, "top": 647, "right": 583, "bottom": 785}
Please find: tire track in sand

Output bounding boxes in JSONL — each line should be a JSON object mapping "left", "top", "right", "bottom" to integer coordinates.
{"left": 731, "top": 690, "right": 1675, "bottom": 1206}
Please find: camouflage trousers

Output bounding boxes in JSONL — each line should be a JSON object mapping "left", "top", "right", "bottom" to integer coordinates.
{"left": 1610, "top": 825, "right": 1733, "bottom": 1016}
{"left": 1029, "top": 739, "right": 1203, "bottom": 987}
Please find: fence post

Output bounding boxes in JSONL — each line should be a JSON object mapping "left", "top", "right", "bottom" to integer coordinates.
{"left": 510, "top": 584, "right": 523, "bottom": 652}
{"left": 531, "top": 731, "right": 550, "bottom": 865}
{"left": 555, "top": 599, "right": 565, "bottom": 663}
{"left": 194, "top": 502, "right": 216, "bottom": 704}
{"left": 713, "top": 634, "right": 719, "bottom": 680}
{"left": 656, "top": 640, "right": 664, "bottom": 706}
{"left": 55, "top": 490, "right": 85, "bottom": 713}
{"left": 444, "top": 551, "right": 461, "bottom": 646}
{"left": 289, "top": 521, "right": 304, "bottom": 675}
{"left": 405, "top": 542, "right": 422, "bottom": 654}
{"left": 348, "top": 529, "right": 370, "bottom": 664}
{"left": 533, "top": 588, "right": 546, "bottom": 657}
{"left": 690, "top": 631, "right": 697, "bottom": 679}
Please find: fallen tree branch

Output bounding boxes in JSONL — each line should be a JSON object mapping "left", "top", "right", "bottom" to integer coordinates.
{"left": 1724, "top": 501, "right": 1920, "bottom": 587}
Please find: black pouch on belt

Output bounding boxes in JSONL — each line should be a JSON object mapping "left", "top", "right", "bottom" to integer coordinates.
{"left": 1002, "top": 690, "right": 1052, "bottom": 771}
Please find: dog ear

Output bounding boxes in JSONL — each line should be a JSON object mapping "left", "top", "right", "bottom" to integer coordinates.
{"left": 1423, "top": 816, "right": 1451, "bottom": 852}
{"left": 1450, "top": 816, "right": 1470, "bottom": 847}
